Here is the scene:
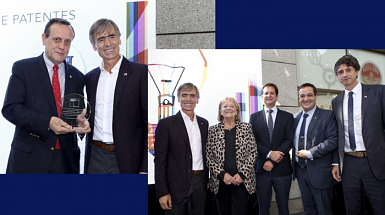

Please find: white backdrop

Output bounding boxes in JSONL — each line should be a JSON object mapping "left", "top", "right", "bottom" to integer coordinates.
{"left": 0, "top": 0, "right": 156, "bottom": 173}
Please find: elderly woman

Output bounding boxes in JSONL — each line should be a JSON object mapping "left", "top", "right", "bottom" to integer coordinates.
{"left": 206, "top": 97, "right": 257, "bottom": 215}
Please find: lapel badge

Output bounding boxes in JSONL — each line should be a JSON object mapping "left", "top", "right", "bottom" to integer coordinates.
{"left": 124, "top": 73, "right": 128, "bottom": 76}
{"left": 364, "top": 96, "right": 367, "bottom": 98}
{"left": 69, "top": 75, "right": 72, "bottom": 79}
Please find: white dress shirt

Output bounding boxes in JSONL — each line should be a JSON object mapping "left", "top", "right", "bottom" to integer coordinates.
{"left": 294, "top": 106, "right": 316, "bottom": 162}
{"left": 181, "top": 110, "right": 204, "bottom": 171}
{"left": 343, "top": 82, "right": 365, "bottom": 152}
{"left": 93, "top": 55, "right": 123, "bottom": 143}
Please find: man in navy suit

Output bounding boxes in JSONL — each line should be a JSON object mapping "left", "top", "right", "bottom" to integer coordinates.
{"left": 2, "top": 18, "right": 89, "bottom": 174}
{"left": 331, "top": 54, "right": 385, "bottom": 214}
{"left": 250, "top": 83, "right": 294, "bottom": 215}
{"left": 84, "top": 19, "right": 147, "bottom": 174}
{"left": 293, "top": 83, "right": 338, "bottom": 215}
{"left": 155, "top": 83, "right": 209, "bottom": 215}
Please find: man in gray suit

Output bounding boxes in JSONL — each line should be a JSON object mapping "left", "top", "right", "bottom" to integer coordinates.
{"left": 331, "top": 54, "right": 385, "bottom": 214}
{"left": 293, "top": 83, "right": 338, "bottom": 215}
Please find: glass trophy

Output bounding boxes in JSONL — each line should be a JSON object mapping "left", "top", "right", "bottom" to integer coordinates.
{"left": 58, "top": 93, "right": 91, "bottom": 127}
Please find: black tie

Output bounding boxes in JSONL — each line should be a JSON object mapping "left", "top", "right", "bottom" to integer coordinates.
{"left": 267, "top": 109, "right": 274, "bottom": 142}
{"left": 298, "top": 113, "right": 308, "bottom": 169}
{"left": 348, "top": 91, "right": 356, "bottom": 151}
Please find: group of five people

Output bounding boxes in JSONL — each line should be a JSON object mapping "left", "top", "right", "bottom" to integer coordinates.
{"left": 154, "top": 54, "right": 385, "bottom": 215}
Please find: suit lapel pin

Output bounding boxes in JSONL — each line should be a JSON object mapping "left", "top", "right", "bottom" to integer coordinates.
{"left": 124, "top": 73, "right": 128, "bottom": 76}
{"left": 364, "top": 96, "right": 367, "bottom": 98}
{"left": 69, "top": 75, "right": 72, "bottom": 79}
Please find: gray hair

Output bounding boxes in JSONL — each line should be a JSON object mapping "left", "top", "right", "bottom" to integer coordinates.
{"left": 89, "top": 18, "right": 121, "bottom": 45}
{"left": 177, "top": 83, "right": 200, "bottom": 99}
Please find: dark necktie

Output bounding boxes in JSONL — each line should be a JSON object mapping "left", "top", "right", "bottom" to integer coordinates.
{"left": 267, "top": 109, "right": 274, "bottom": 142}
{"left": 348, "top": 91, "right": 356, "bottom": 151}
{"left": 52, "top": 65, "right": 61, "bottom": 150}
{"left": 298, "top": 113, "right": 308, "bottom": 169}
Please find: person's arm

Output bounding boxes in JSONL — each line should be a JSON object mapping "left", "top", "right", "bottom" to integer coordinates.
{"left": 2, "top": 61, "right": 73, "bottom": 140}
{"left": 276, "top": 114, "right": 295, "bottom": 154}
{"left": 309, "top": 112, "right": 338, "bottom": 159}
{"left": 237, "top": 124, "right": 257, "bottom": 181}
{"left": 249, "top": 115, "right": 270, "bottom": 159}
{"left": 154, "top": 120, "right": 170, "bottom": 197}
{"left": 206, "top": 126, "right": 225, "bottom": 180}
{"left": 139, "top": 64, "right": 148, "bottom": 173}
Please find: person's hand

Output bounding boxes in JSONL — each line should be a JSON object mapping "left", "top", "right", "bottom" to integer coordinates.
{"left": 74, "top": 109, "right": 91, "bottom": 134}
{"left": 296, "top": 150, "right": 309, "bottom": 159}
{"left": 263, "top": 160, "right": 274, "bottom": 171}
{"left": 223, "top": 173, "right": 234, "bottom": 185}
{"left": 49, "top": 117, "right": 74, "bottom": 135}
{"left": 232, "top": 173, "right": 243, "bottom": 185}
{"left": 270, "top": 151, "right": 284, "bottom": 163}
{"left": 159, "top": 194, "right": 172, "bottom": 210}
{"left": 332, "top": 165, "right": 341, "bottom": 182}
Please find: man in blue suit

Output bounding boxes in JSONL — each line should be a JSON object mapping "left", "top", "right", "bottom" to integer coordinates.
{"left": 2, "top": 18, "right": 89, "bottom": 174}
{"left": 250, "top": 83, "right": 294, "bottom": 215}
{"left": 331, "top": 54, "right": 385, "bottom": 214}
{"left": 84, "top": 19, "right": 147, "bottom": 174}
{"left": 293, "top": 83, "right": 338, "bottom": 215}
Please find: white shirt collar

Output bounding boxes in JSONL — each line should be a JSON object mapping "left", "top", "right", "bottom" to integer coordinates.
{"left": 302, "top": 105, "right": 316, "bottom": 115}
{"left": 43, "top": 52, "right": 64, "bottom": 70}
{"left": 100, "top": 55, "right": 123, "bottom": 74}
{"left": 264, "top": 105, "right": 278, "bottom": 113}
{"left": 344, "top": 82, "right": 362, "bottom": 98}
{"left": 180, "top": 110, "right": 197, "bottom": 122}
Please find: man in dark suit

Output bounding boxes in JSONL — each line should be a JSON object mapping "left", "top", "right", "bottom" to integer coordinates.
{"left": 155, "top": 83, "right": 209, "bottom": 215}
{"left": 331, "top": 54, "right": 385, "bottom": 214}
{"left": 293, "top": 83, "right": 338, "bottom": 215}
{"left": 2, "top": 18, "right": 89, "bottom": 174}
{"left": 250, "top": 83, "right": 294, "bottom": 215}
{"left": 84, "top": 19, "right": 147, "bottom": 174}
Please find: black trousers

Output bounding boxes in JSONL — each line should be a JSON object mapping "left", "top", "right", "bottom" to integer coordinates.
{"left": 256, "top": 172, "right": 291, "bottom": 215}
{"left": 165, "top": 172, "right": 207, "bottom": 215}
{"left": 342, "top": 154, "right": 385, "bottom": 215}
{"left": 296, "top": 165, "right": 333, "bottom": 215}
{"left": 214, "top": 180, "right": 251, "bottom": 215}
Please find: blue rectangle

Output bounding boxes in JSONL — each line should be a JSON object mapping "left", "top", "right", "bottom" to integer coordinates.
{"left": 0, "top": 175, "right": 147, "bottom": 214}
{"left": 216, "top": 0, "right": 385, "bottom": 48}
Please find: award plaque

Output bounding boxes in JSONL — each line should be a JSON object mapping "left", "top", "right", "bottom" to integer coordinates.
{"left": 58, "top": 93, "right": 91, "bottom": 127}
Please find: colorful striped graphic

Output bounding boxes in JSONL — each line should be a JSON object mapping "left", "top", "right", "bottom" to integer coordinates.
{"left": 127, "top": 1, "right": 148, "bottom": 64}
{"left": 236, "top": 92, "right": 246, "bottom": 122}
{"left": 148, "top": 123, "right": 157, "bottom": 155}
{"left": 249, "top": 76, "right": 262, "bottom": 114}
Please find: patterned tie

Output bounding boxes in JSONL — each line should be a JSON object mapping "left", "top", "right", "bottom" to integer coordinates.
{"left": 348, "top": 91, "right": 356, "bottom": 151}
{"left": 267, "top": 109, "right": 274, "bottom": 142}
{"left": 298, "top": 113, "right": 308, "bottom": 169}
{"left": 52, "top": 65, "right": 61, "bottom": 149}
